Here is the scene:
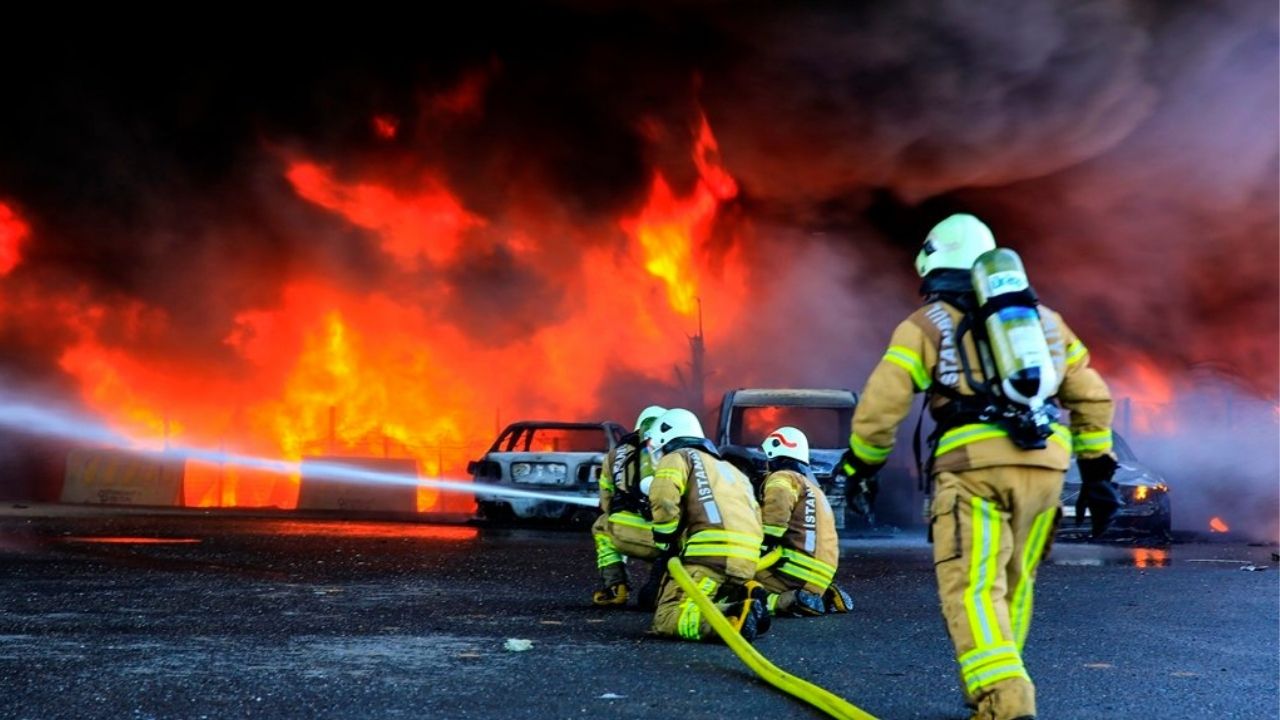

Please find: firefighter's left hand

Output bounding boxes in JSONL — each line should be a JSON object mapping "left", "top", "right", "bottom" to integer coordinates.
{"left": 1076, "top": 455, "right": 1123, "bottom": 538}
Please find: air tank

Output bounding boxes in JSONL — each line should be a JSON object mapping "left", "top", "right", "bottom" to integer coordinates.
{"left": 971, "top": 248, "right": 1057, "bottom": 408}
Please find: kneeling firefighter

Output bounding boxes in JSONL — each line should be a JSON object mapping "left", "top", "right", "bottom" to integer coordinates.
{"left": 591, "top": 405, "right": 666, "bottom": 606}
{"left": 835, "top": 214, "right": 1122, "bottom": 720}
{"left": 751, "top": 426, "right": 851, "bottom": 617}
{"left": 645, "top": 408, "right": 771, "bottom": 641}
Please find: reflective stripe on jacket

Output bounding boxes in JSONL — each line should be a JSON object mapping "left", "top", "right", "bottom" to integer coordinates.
{"left": 851, "top": 302, "right": 1114, "bottom": 474}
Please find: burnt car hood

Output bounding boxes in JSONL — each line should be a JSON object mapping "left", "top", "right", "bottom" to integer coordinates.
{"left": 1063, "top": 460, "right": 1163, "bottom": 489}
{"left": 722, "top": 445, "right": 842, "bottom": 478}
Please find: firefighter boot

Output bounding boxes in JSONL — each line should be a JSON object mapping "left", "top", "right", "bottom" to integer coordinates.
{"left": 592, "top": 562, "right": 630, "bottom": 607}
{"left": 775, "top": 589, "right": 827, "bottom": 617}
{"left": 824, "top": 583, "right": 854, "bottom": 614}
{"left": 724, "top": 598, "right": 772, "bottom": 641}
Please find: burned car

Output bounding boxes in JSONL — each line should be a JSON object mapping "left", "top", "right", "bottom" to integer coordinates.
{"left": 470, "top": 420, "right": 626, "bottom": 527}
{"left": 1060, "top": 432, "right": 1171, "bottom": 537}
{"left": 714, "top": 388, "right": 858, "bottom": 529}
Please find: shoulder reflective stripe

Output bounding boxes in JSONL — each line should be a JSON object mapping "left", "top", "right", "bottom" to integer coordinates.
{"left": 609, "top": 512, "right": 653, "bottom": 530}
{"left": 1073, "top": 428, "right": 1113, "bottom": 454}
{"left": 763, "top": 524, "right": 787, "bottom": 538}
{"left": 851, "top": 432, "right": 893, "bottom": 463}
{"left": 884, "top": 345, "right": 932, "bottom": 390}
{"left": 1066, "top": 340, "right": 1088, "bottom": 366}
{"left": 935, "top": 424, "right": 1007, "bottom": 456}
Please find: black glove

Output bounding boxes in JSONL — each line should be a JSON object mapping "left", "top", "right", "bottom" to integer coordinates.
{"left": 760, "top": 532, "right": 783, "bottom": 554}
{"left": 836, "top": 450, "right": 883, "bottom": 518}
{"left": 1076, "top": 455, "right": 1123, "bottom": 538}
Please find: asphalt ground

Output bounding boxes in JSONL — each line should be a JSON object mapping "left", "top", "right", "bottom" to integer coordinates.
{"left": 0, "top": 506, "right": 1276, "bottom": 720}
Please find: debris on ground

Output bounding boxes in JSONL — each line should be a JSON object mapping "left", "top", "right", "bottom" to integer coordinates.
{"left": 599, "top": 693, "right": 626, "bottom": 700}
{"left": 1239, "top": 565, "right": 1268, "bottom": 572}
{"left": 503, "top": 638, "right": 534, "bottom": 652}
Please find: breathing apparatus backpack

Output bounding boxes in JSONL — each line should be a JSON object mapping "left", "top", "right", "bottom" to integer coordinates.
{"left": 929, "top": 248, "right": 1060, "bottom": 452}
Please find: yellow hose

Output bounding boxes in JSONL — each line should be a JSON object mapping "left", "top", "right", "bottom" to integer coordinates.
{"left": 667, "top": 558, "right": 878, "bottom": 720}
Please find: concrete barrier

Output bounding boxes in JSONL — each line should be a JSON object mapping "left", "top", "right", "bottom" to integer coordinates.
{"left": 296, "top": 456, "right": 419, "bottom": 513}
{"left": 62, "top": 448, "right": 184, "bottom": 506}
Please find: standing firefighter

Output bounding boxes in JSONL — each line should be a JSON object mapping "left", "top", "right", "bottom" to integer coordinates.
{"left": 837, "top": 214, "right": 1121, "bottom": 720}
{"left": 751, "top": 426, "right": 850, "bottom": 617}
{"left": 646, "top": 408, "right": 771, "bottom": 641}
{"left": 591, "top": 405, "right": 666, "bottom": 606}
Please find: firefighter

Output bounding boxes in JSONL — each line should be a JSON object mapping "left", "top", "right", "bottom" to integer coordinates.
{"left": 591, "top": 405, "right": 666, "bottom": 606}
{"left": 836, "top": 213, "right": 1122, "bottom": 720}
{"left": 645, "top": 408, "right": 771, "bottom": 641}
{"left": 749, "top": 426, "right": 847, "bottom": 617}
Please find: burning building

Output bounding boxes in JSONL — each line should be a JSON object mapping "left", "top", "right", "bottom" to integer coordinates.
{"left": 0, "top": 4, "right": 1275, "bottom": 536}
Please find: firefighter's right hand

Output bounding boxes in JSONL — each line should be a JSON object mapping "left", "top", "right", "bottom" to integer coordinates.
{"left": 1076, "top": 455, "right": 1122, "bottom": 538}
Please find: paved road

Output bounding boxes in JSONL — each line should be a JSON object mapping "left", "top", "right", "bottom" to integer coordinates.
{"left": 0, "top": 507, "right": 1275, "bottom": 719}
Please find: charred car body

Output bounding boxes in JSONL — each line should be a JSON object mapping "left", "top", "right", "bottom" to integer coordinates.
{"left": 715, "top": 388, "right": 857, "bottom": 529}
{"left": 1060, "top": 432, "right": 1171, "bottom": 537}
{"left": 471, "top": 421, "right": 626, "bottom": 526}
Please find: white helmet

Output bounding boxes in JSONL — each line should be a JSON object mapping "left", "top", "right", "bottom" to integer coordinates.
{"left": 646, "top": 408, "right": 705, "bottom": 453}
{"left": 915, "top": 213, "right": 996, "bottom": 277}
{"left": 762, "top": 426, "right": 809, "bottom": 464}
{"left": 634, "top": 405, "right": 667, "bottom": 433}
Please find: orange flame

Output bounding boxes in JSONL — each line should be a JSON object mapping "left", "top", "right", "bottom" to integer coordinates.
{"left": 621, "top": 115, "right": 739, "bottom": 315}
{"left": 1209, "top": 516, "right": 1230, "bottom": 533}
{"left": 285, "top": 161, "right": 483, "bottom": 268}
{"left": 0, "top": 202, "right": 28, "bottom": 276}
{"left": 28, "top": 111, "right": 750, "bottom": 513}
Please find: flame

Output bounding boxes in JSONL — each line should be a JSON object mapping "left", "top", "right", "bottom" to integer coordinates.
{"left": 372, "top": 115, "right": 399, "bottom": 140}
{"left": 621, "top": 115, "right": 739, "bottom": 315}
{"left": 1209, "top": 516, "right": 1230, "bottom": 533}
{"left": 0, "top": 202, "right": 28, "bottom": 276}
{"left": 1134, "top": 485, "right": 1149, "bottom": 502}
{"left": 7, "top": 110, "right": 750, "bottom": 513}
{"left": 285, "top": 161, "right": 483, "bottom": 268}
{"left": 1111, "top": 357, "right": 1179, "bottom": 435}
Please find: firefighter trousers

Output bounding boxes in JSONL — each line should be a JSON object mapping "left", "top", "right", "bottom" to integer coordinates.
{"left": 651, "top": 563, "right": 733, "bottom": 641}
{"left": 931, "top": 465, "right": 1062, "bottom": 720}
{"left": 592, "top": 511, "right": 660, "bottom": 586}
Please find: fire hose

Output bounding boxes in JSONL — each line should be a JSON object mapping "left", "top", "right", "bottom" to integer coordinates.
{"left": 666, "top": 558, "right": 878, "bottom": 720}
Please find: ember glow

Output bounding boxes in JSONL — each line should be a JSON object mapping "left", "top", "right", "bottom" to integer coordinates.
{"left": 1209, "top": 517, "right": 1230, "bottom": 533}
{"left": 0, "top": 202, "right": 27, "bottom": 276}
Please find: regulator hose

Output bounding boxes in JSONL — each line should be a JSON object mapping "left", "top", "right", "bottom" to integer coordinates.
{"left": 666, "top": 558, "right": 878, "bottom": 720}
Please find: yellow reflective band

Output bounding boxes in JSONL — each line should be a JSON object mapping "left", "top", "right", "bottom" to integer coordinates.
{"left": 599, "top": 475, "right": 615, "bottom": 491}
{"left": 781, "top": 549, "right": 836, "bottom": 575}
{"left": 965, "top": 663, "right": 1030, "bottom": 694}
{"left": 959, "top": 642, "right": 1019, "bottom": 670}
{"left": 965, "top": 497, "right": 1004, "bottom": 647}
{"left": 777, "top": 563, "right": 833, "bottom": 588}
{"left": 1066, "top": 340, "right": 1088, "bottom": 366}
{"left": 1010, "top": 508, "right": 1056, "bottom": 649}
{"left": 654, "top": 467, "right": 686, "bottom": 493}
{"left": 1073, "top": 429, "right": 1113, "bottom": 454}
{"left": 763, "top": 524, "right": 787, "bottom": 538}
{"left": 884, "top": 345, "right": 931, "bottom": 390}
{"left": 1050, "top": 424, "right": 1072, "bottom": 452}
{"left": 594, "top": 533, "right": 622, "bottom": 568}
{"left": 609, "top": 511, "right": 652, "bottom": 530}
{"left": 851, "top": 433, "right": 892, "bottom": 464}
{"left": 688, "top": 529, "right": 761, "bottom": 548}
{"left": 683, "top": 545, "right": 761, "bottom": 562}
{"left": 936, "top": 424, "right": 1008, "bottom": 456}
{"left": 652, "top": 519, "right": 680, "bottom": 535}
